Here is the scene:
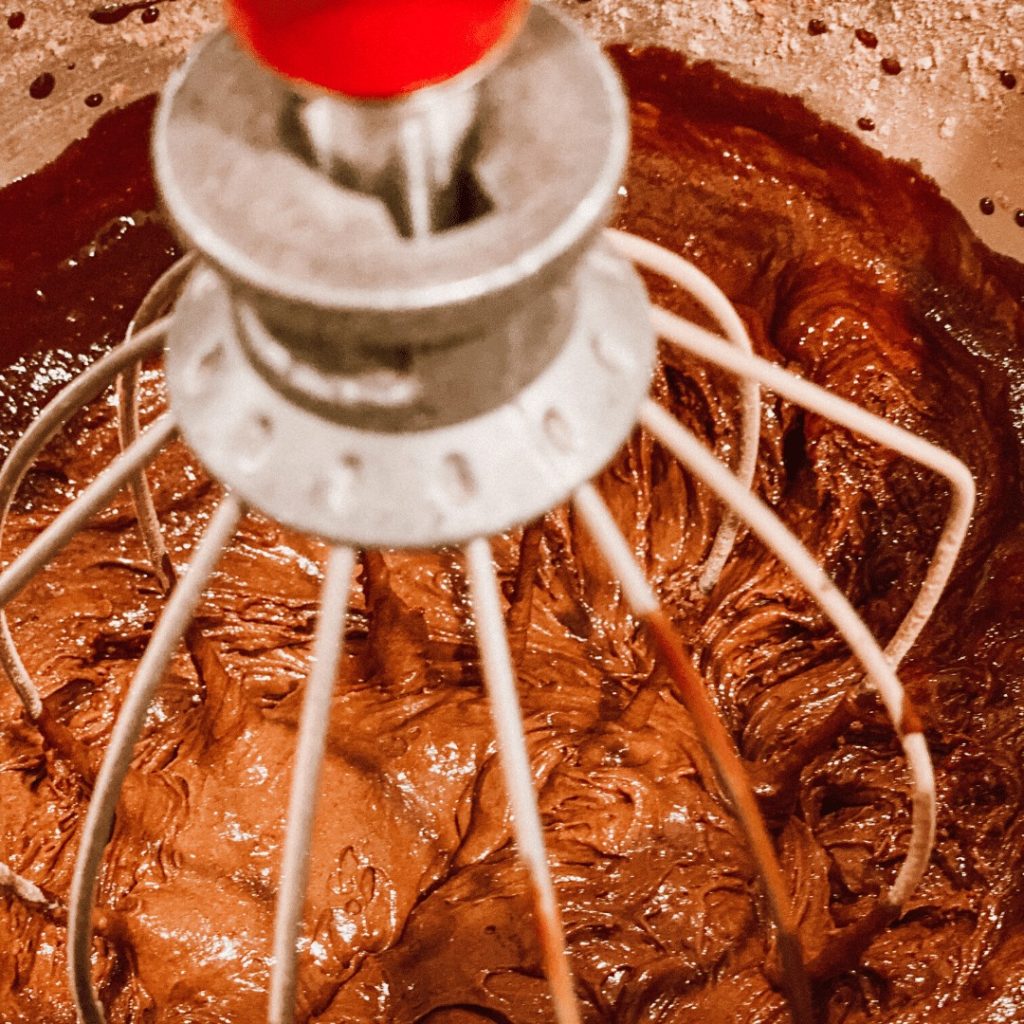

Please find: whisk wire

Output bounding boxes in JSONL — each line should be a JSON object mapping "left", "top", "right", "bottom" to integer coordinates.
{"left": 464, "top": 537, "right": 582, "bottom": 1024}
{"left": 269, "top": 545, "right": 357, "bottom": 1024}
{"left": 68, "top": 492, "right": 244, "bottom": 1024}
{"left": 649, "top": 303, "right": 976, "bottom": 669}
{"left": 0, "top": 316, "right": 171, "bottom": 719}
{"left": 606, "top": 229, "right": 761, "bottom": 594}
{"left": 572, "top": 481, "right": 814, "bottom": 1024}
{"left": 640, "top": 399, "right": 937, "bottom": 907}
{"left": 0, "top": 415, "right": 178, "bottom": 610}
{"left": 116, "top": 255, "right": 198, "bottom": 593}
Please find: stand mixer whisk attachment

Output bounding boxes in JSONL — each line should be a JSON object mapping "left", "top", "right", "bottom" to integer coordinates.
{"left": 0, "top": 3, "right": 976, "bottom": 1023}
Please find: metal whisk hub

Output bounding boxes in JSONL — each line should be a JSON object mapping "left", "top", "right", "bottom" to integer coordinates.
{"left": 154, "top": 4, "right": 656, "bottom": 548}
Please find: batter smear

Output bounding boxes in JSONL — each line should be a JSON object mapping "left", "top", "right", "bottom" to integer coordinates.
{"left": 0, "top": 46, "right": 1022, "bottom": 1024}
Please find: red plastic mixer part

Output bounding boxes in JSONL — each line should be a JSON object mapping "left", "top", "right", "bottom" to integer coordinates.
{"left": 224, "top": 0, "right": 530, "bottom": 98}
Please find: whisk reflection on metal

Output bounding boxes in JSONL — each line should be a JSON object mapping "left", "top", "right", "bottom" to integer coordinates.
{"left": 0, "top": 4, "right": 975, "bottom": 1024}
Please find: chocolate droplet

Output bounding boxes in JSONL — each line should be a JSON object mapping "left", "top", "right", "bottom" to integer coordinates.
{"left": 979, "top": 197, "right": 995, "bottom": 216}
{"left": 28, "top": 72, "right": 55, "bottom": 100}
{"left": 857, "top": 116, "right": 876, "bottom": 132}
{"left": 807, "top": 18, "right": 828, "bottom": 36}
{"left": 855, "top": 28, "right": 879, "bottom": 49}
{"left": 89, "top": 2, "right": 165, "bottom": 25}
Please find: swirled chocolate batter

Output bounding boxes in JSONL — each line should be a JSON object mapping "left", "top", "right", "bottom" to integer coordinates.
{"left": 1, "top": 45, "right": 1023, "bottom": 1024}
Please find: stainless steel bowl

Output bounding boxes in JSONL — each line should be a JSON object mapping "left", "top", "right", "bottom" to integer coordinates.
{"left": 2, "top": 0, "right": 1022, "bottom": 263}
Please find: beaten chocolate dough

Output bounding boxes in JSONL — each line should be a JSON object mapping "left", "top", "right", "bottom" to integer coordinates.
{"left": 0, "top": 46, "right": 1023, "bottom": 1024}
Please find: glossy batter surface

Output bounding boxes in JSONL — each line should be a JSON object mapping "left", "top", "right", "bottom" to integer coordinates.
{"left": 0, "top": 47, "right": 1023, "bottom": 1024}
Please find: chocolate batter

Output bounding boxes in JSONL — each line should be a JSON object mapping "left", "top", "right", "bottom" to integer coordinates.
{"left": 1, "top": 46, "right": 1023, "bottom": 1024}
